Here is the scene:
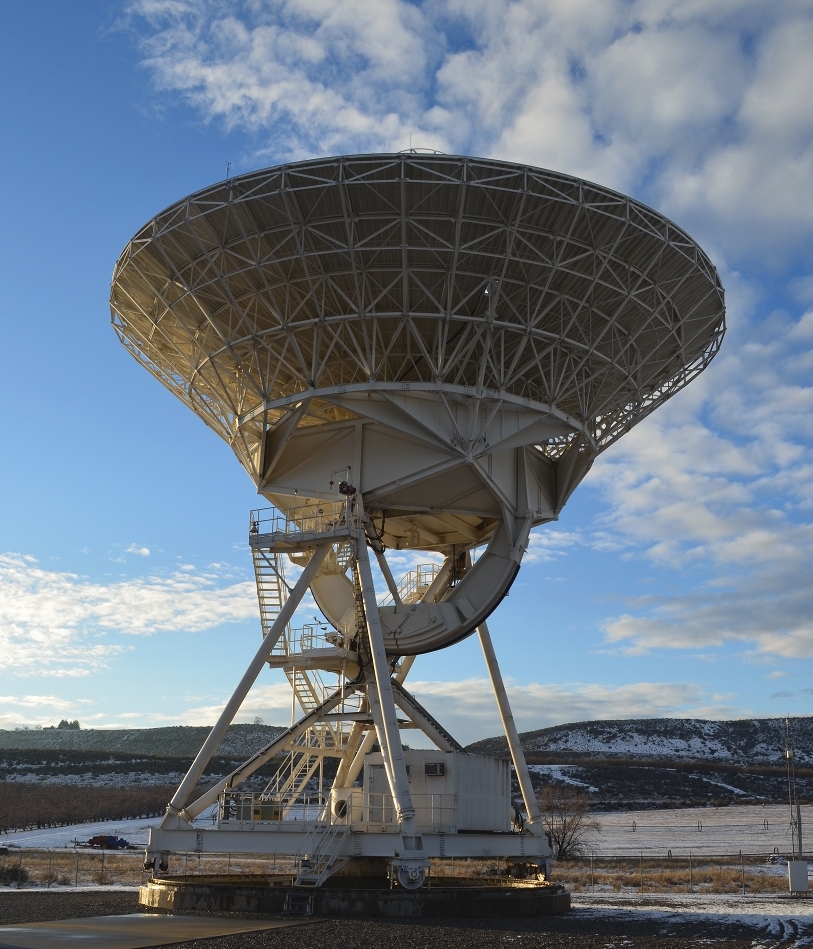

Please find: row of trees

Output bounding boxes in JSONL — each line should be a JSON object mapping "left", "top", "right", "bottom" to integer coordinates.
{"left": 0, "top": 784, "right": 177, "bottom": 835}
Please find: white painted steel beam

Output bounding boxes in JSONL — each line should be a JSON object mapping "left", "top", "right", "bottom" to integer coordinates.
{"left": 148, "top": 825, "right": 552, "bottom": 861}
{"left": 355, "top": 533, "right": 416, "bottom": 830}
{"left": 477, "top": 621, "right": 544, "bottom": 834}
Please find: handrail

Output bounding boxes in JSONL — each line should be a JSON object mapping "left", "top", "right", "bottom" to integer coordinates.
{"left": 249, "top": 503, "right": 355, "bottom": 542}
{"left": 270, "top": 622, "right": 357, "bottom": 657}
{"left": 218, "top": 790, "right": 459, "bottom": 832}
{"left": 379, "top": 563, "right": 440, "bottom": 606}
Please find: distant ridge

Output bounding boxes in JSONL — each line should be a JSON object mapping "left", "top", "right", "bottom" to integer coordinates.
{"left": 0, "top": 723, "right": 286, "bottom": 758}
{"left": 467, "top": 717, "right": 813, "bottom": 766}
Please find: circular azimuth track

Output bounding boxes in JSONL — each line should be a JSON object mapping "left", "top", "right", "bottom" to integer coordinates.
{"left": 111, "top": 153, "right": 725, "bottom": 653}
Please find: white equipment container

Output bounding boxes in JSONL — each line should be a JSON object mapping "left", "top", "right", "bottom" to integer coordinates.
{"left": 364, "top": 751, "right": 510, "bottom": 834}
{"left": 788, "top": 860, "right": 809, "bottom": 893}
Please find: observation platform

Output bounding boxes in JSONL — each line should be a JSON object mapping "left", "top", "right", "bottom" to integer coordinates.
{"left": 249, "top": 503, "right": 356, "bottom": 553}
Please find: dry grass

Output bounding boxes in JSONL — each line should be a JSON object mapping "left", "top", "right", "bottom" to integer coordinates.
{"left": 0, "top": 849, "right": 302, "bottom": 887}
{"left": 553, "top": 857, "right": 790, "bottom": 894}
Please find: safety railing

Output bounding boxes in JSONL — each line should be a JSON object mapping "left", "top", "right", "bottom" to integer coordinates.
{"left": 218, "top": 792, "right": 331, "bottom": 827}
{"left": 271, "top": 623, "right": 356, "bottom": 658}
{"left": 379, "top": 563, "right": 441, "bottom": 606}
{"left": 363, "top": 792, "right": 458, "bottom": 832}
{"left": 249, "top": 502, "right": 355, "bottom": 544}
{"left": 216, "top": 790, "right": 458, "bottom": 833}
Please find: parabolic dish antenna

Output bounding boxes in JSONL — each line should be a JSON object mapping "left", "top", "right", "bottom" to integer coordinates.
{"left": 112, "top": 154, "right": 724, "bottom": 888}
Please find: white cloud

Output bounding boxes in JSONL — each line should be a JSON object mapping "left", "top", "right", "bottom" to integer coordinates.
{"left": 125, "top": 543, "right": 151, "bottom": 557}
{"left": 128, "top": 1, "right": 813, "bottom": 263}
{"left": 0, "top": 694, "right": 93, "bottom": 731}
{"left": 525, "top": 529, "right": 582, "bottom": 563}
{"left": 588, "top": 305, "right": 813, "bottom": 658}
{"left": 5, "top": 675, "right": 734, "bottom": 741}
{"left": 0, "top": 553, "right": 257, "bottom": 677}
{"left": 172, "top": 680, "right": 294, "bottom": 726}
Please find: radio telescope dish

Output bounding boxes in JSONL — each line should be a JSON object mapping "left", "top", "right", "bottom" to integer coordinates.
{"left": 112, "top": 154, "right": 724, "bottom": 888}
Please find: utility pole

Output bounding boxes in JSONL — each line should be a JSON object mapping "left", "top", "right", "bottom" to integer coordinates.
{"left": 786, "top": 717, "right": 803, "bottom": 858}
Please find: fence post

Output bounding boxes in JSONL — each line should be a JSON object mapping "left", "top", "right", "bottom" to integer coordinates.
{"left": 741, "top": 851, "right": 744, "bottom": 895}
{"left": 17, "top": 850, "right": 23, "bottom": 889}
{"left": 640, "top": 852, "right": 643, "bottom": 895}
{"left": 75, "top": 850, "right": 79, "bottom": 887}
{"left": 689, "top": 851, "right": 693, "bottom": 894}
{"left": 47, "top": 849, "right": 52, "bottom": 888}
{"left": 100, "top": 850, "right": 105, "bottom": 886}
{"left": 591, "top": 852, "right": 594, "bottom": 893}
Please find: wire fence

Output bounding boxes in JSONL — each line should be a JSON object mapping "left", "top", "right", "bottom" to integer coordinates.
{"left": 584, "top": 804, "right": 813, "bottom": 856}
{"left": 0, "top": 848, "right": 305, "bottom": 889}
{"left": 554, "top": 853, "right": 807, "bottom": 895}
{"left": 0, "top": 847, "right": 807, "bottom": 895}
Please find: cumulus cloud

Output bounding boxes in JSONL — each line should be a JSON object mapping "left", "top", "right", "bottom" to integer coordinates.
{"left": 171, "top": 680, "right": 294, "bottom": 726}
{"left": 125, "top": 544, "right": 151, "bottom": 557}
{"left": 0, "top": 694, "right": 94, "bottom": 731}
{"left": 590, "top": 305, "right": 813, "bottom": 659}
{"left": 0, "top": 553, "right": 257, "bottom": 677}
{"left": 128, "top": 0, "right": 813, "bottom": 263}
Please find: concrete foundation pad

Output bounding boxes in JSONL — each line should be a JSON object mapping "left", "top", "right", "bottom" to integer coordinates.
{"left": 139, "top": 875, "right": 570, "bottom": 918}
{"left": 0, "top": 913, "right": 309, "bottom": 949}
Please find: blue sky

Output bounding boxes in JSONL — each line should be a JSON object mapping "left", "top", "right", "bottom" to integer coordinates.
{"left": 2, "top": 0, "right": 813, "bottom": 745}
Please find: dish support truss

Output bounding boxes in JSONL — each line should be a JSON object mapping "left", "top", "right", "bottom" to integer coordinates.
{"left": 146, "top": 499, "right": 551, "bottom": 889}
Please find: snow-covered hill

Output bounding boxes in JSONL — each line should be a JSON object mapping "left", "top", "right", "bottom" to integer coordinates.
{"left": 0, "top": 723, "right": 285, "bottom": 758}
{"left": 468, "top": 717, "right": 813, "bottom": 766}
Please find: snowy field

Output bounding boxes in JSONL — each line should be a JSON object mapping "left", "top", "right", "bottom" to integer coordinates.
{"left": 573, "top": 893, "right": 813, "bottom": 944}
{"left": 1, "top": 816, "right": 161, "bottom": 850}
{"left": 0, "top": 806, "right": 218, "bottom": 850}
{"left": 586, "top": 803, "right": 812, "bottom": 856}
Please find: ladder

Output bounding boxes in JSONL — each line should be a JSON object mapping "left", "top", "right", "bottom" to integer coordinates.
{"left": 283, "top": 892, "right": 315, "bottom": 915}
{"left": 251, "top": 519, "right": 355, "bottom": 823}
{"left": 294, "top": 821, "right": 351, "bottom": 887}
{"left": 252, "top": 547, "right": 289, "bottom": 652}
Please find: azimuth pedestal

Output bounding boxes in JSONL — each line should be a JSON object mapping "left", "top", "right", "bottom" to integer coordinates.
{"left": 140, "top": 875, "right": 570, "bottom": 918}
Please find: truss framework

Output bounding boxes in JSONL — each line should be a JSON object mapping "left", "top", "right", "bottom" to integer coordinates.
{"left": 149, "top": 503, "right": 551, "bottom": 888}
{"left": 110, "top": 153, "right": 725, "bottom": 499}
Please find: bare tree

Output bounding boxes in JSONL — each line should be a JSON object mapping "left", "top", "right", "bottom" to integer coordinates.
{"left": 537, "top": 785, "right": 600, "bottom": 859}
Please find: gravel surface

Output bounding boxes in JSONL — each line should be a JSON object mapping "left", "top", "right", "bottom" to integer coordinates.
{"left": 0, "top": 889, "right": 805, "bottom": 947}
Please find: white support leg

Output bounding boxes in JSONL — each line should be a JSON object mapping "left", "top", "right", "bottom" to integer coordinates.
{"left": 162, "top": 544, "right": 330, "bottom": 824}
{"left": 477, "top": 621, "right": 542, "bottom": 828}
{"left": 373, "top": 546, "right": 402, "bottom": 605}
{"left": 355, "top": 536, "right": 415, "bottom": 828}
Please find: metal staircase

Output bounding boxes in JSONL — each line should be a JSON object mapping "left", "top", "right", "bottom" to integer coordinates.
{"left": 294, "top": 820, "right": 352, "bottom": 886}
{"left": 251, "top": 512, "right": 357, "bottom": 830}
{"left": 251, "top": 547, "right": 289, "bottom": 643}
